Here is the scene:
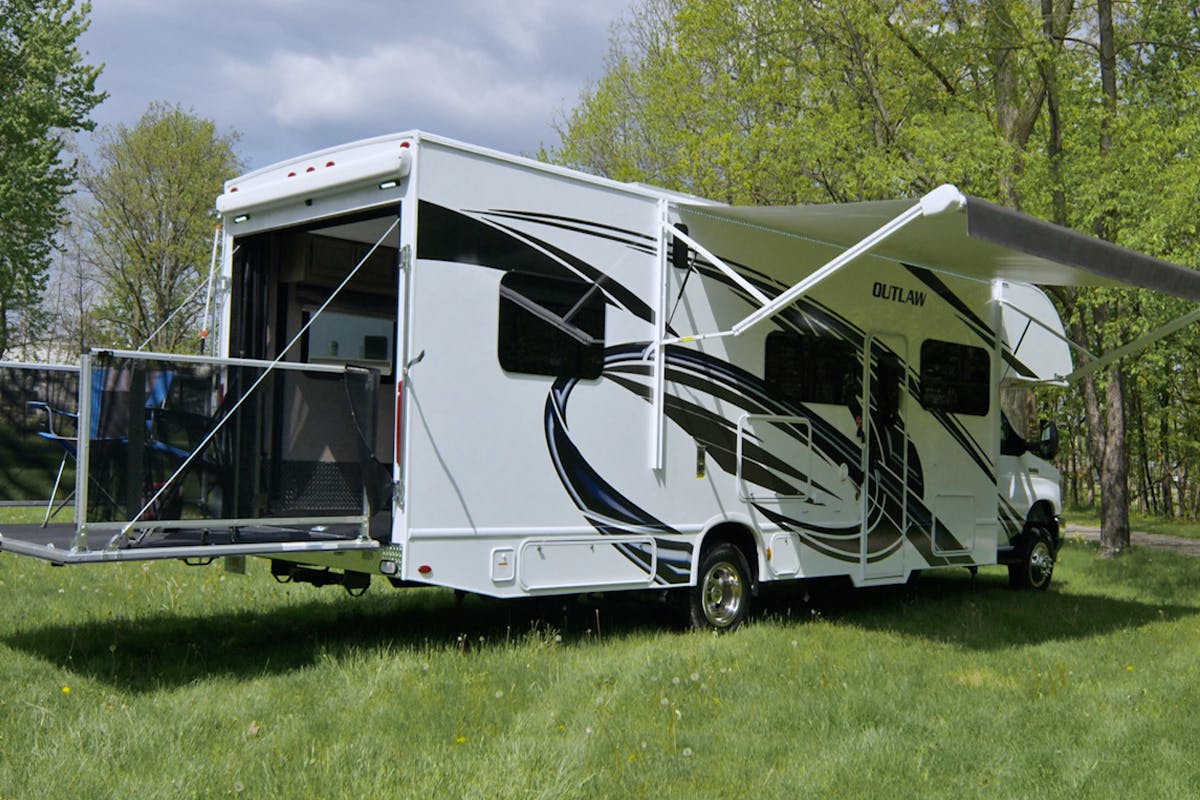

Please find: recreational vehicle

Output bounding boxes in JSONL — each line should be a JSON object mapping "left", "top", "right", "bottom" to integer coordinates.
{"left": 3, "top": 132, "right": 1199, "bottom": 630}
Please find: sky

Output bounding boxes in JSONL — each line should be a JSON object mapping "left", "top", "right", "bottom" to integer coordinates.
{"left": 78, "top": 0, "right": 631, "bottom": 173}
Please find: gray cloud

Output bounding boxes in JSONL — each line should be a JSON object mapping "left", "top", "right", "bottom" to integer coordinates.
{"left": 80, "top": 0, "right": 628, "bottom": 170}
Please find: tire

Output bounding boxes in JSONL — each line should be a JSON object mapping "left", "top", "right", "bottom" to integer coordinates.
{"left": 687, "top": 542, "right": 753, "bottom": 631}
{"left": 1008, "top": 527, "right": 1055, "bottom": 591}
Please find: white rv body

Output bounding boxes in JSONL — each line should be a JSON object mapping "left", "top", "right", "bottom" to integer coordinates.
{"left": 215, "top": 133, "right": 1074, "bottom": 604}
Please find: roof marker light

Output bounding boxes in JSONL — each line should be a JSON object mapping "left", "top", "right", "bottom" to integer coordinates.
{"left": 233, "top": 214, "right": 250, "bottom": 224}
{"left": 326, "top": 161, "right": 335, "bottom": 167}
{"left": 379, "top": 180, "right": 399, "bottom": 190}
{"left": 306, "top": 166, "right": 315, "bottom": 173}
{"left": 287, "top": 171, "right": 296, "bottom": 178}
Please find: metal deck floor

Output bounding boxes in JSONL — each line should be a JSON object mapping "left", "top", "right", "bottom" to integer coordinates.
{"left": 0, "top": 521, "right": 381, "bottom": 564}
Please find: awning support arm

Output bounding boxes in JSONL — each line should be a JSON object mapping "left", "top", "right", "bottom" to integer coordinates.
{"left": 668, "top": 224, "right": 772, "bottom": 307}
{"left": 731, "top": 185, "right": 965, "bottom": 336}
{"left": 1063, "top": 304, "right": 1200, "bottom": 384}
{"left": 648, "top": 185, "right": 965, "bottom": 470}
{"left": 656, "top": 185, "right": 967, "bottom": 351}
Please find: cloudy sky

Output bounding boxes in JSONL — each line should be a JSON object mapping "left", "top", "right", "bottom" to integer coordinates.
{"left": 79, "top": 0, "right": 631, "bottom": 172}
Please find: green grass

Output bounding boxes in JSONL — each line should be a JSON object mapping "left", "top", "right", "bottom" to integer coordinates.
{"left": 1, "top": 543, "right": 1198, "bottom": 799}
{"left": 1065, "top": 506, "right": 1200, "bottom": 539}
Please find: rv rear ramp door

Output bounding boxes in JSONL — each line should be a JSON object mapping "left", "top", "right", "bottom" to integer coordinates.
{"left": 0, "top": 522, "right": 379, "bottom": 565}
{"left": 0, "top": 352, "right": 387, "bottom": 565}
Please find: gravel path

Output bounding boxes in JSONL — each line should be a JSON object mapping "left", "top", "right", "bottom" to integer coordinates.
{"left": 1063, "top": 524, "right": 1200, "bottom": 557}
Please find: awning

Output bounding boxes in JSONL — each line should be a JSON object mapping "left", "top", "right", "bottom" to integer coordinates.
{"left": 677, "top": 194, "right": 1200, "bottom": 301}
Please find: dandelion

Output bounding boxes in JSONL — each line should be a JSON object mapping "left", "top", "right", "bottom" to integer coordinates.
{"left": 455, "top": 735, "right": 466, "bottom": 744}
{"left": 57, "top": 588, "right": 64, "bottom": 594}
{"left": 660, "top": 697, "right": 669, "bottom": 707}
{"left": 791, "top": 640, "right": 799, "bottom": 648}
{"left": 682, "top": 747, "right": 694, "bottom": 757}
{"left": 672, "top": 676, "right": 681, "bottom": 685}
{"left": 674, "top": 709, "right": 682, "bottom": 721}
{"left": 554, "top": 634, "right": 562, "bottom": 643}
{"left": 585, "top": 727, "right": 593, "bottom": 736}
{"left": 495, "top": 690, "right": 505, "bottom": 699}
{"left": 1126, "top": 665, "right": 1134, "bottom": 671}
{"left": 689, "top": 672, "right": 699, "bottom": 682}
{"left": 60, "top": 686, "right": 70, "bottom": 695}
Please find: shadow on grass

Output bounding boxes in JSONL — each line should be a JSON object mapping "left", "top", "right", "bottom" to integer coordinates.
{"left": 6, "top": 544, "right": 1197, "bottom": 690}
{"left": 1, "top": 586, "right": 679, "bottom": 692}
{"left": 756, "top": 557, "right": 1199, "bottom": 651}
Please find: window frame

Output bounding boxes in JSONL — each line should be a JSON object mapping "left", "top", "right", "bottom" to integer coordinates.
{"left": 496, "top": 271, "right": 606, "bottom": 380}
{"left": 764, "top": 330, "right": 860, "bottom": 408}
{"left": 918, "top": 339, "right": 990, "bottom": 416}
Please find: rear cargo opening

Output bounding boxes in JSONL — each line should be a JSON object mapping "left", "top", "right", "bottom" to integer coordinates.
{"left": 0, "top": 207, "right": 401, "bottom": 565}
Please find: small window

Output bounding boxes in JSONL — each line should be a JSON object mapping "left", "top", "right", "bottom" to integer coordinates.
{"left": 920, "top": 340, "right": 990, "bottom": 415}
{"left": 765, "top": 331, "right": 859, "bottom": 407}
{"left": 498, "top": 272, "right": 605, "bottom": 379}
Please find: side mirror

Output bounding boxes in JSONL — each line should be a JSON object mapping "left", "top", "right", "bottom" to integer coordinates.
{"left": 1038, "top": 419, "right": 1059, "bottom": 460}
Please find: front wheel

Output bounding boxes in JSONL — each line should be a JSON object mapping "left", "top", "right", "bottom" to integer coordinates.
{"left": 1008, "top": 527, "right": 1055, "bottom": 590}
{"left": 687, "top": 542, "right": 752, "bottom": 631}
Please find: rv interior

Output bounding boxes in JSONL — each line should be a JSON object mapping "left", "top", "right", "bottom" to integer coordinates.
{"left": 230, "top": 206, "right": 401, "bottom": 466}
{"left": 222, "top": 206, "right": 401, "bottom": 540}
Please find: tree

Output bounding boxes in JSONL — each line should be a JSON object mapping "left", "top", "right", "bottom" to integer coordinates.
{"left": 0, "top": 0, "right": 104, "bottom": 358}
{"left": 78, "top": 103, "right": 241, "bottom": 352}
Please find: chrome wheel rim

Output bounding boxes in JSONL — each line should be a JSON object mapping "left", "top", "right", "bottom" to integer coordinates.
{"left": 702, "top": 561, "right": 743, "bottom": 627}
{"left": 1029, "top": 541, "right": 1053, "bottom": 586}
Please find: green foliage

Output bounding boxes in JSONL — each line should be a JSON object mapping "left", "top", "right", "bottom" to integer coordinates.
{"left": 0, "top": 0, "right": 104, "bottom": 358}
{"left": 79, "top": 103, "right": 241, "bottom": 353}
{"left": 1, "top": 546, "right": 1199, "bottom": 797}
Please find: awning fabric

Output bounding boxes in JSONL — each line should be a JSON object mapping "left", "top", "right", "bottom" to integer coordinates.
{"left": 677, "top": 195, "right": 1200, "bottom": 302}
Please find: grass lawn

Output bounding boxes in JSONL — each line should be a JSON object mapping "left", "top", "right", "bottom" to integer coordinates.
{"left": 1, "top": 541, "right": 1197, "bottom": 799}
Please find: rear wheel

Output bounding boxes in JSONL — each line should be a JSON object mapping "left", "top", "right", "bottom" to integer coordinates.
{"left": 1008, "top": 527, "right": 1055, "bottom": 590}
{"left": 687, "top": 542, "right": 752, "bottom": 631}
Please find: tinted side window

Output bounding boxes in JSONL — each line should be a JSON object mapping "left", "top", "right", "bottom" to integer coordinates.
{"left": 498, "top": 272, "right": 605, "bottom": 379}
{"left": 920, "top": 340, "right": 990, "bottom": 415}
{"left": 765, "top": 331, "right": 858, "bottom": 406}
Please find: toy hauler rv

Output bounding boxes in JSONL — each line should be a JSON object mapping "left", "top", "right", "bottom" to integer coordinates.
{"left": 4, "top": 131, "right": 1200, "bottom": 630}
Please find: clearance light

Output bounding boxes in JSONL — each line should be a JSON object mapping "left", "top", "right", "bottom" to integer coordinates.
{"left": 233, "top": 214, "right": 250, "bottom": 223}
{"left": 379, "top": 180, "right": 399, "bottom": 190}
{"left": 417, "top": 564, "right": 432, "bottom": 575}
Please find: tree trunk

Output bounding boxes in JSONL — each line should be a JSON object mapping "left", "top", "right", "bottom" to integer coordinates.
{"left": 1091, "top": 0, "right": 1131, "bottom": 555}
{"left": 1159, "top": 399, "right": 1174, "bottom": 518}
{"left": 1098, "top": 364, "right": 1131, "bottom": 554}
